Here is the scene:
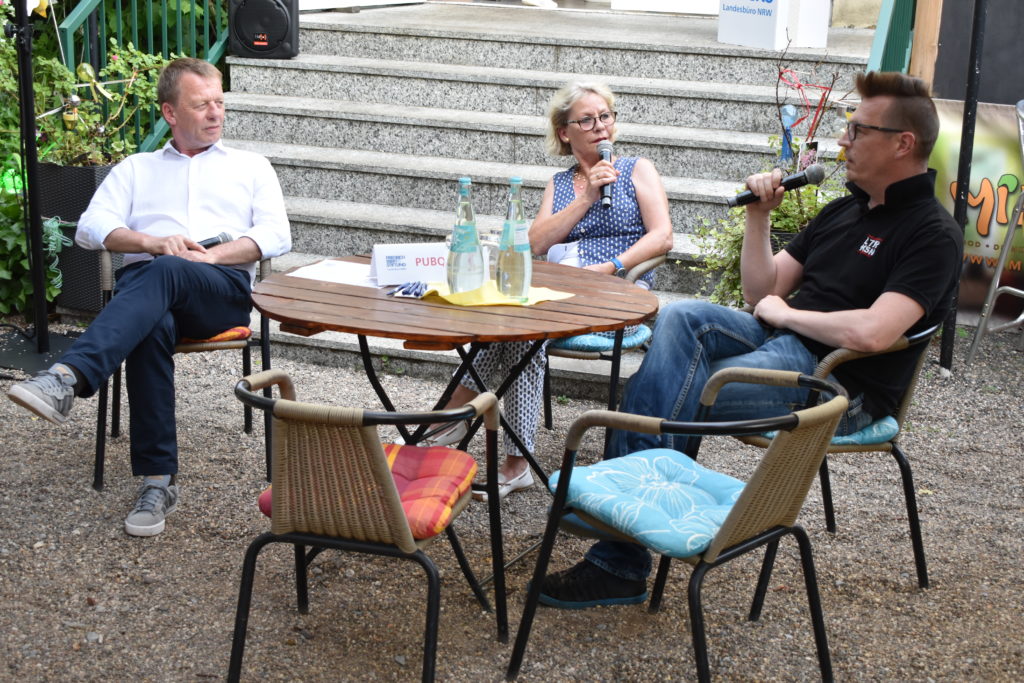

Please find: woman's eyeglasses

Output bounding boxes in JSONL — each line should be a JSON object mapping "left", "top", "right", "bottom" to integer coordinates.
{"left": 566, "top": 111, "right": 617, "bottom": 131}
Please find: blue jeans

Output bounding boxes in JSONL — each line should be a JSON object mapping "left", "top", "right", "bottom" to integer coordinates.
{"left": 586, "top": 300, "right": 874, "bottom": 581}
{"left": 62, "top": 257, "right": 253, "bottom": 476}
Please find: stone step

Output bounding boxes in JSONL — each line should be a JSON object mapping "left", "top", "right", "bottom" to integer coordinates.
{"left": 224, "top": 138, "right": 736, "bottom": 233}
{"left": 280, "top": 197, "right": 707, "bottom": 294}
{"left": 296, "top": 5, "right": 870, "bottom": 90}
{"left": 223, "top": 92, "right": 841, "bottom": 182}
{"left": 256, "top": 252, "right": 696, "bottom": 402}
{"left": 227, "top": 54, "right": 848, "bottom": 137}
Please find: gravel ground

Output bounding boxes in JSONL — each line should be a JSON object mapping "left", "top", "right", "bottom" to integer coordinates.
{"left": 0, "top": 324, "right": 1021, "bottom": 682}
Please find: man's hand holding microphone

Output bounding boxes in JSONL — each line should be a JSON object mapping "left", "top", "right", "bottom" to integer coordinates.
{"left": 729, "top": 163, "right": 825, "bottom": 211}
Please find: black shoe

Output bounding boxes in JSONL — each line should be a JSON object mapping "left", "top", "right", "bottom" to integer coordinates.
{"left": 537, "top": 559, "right": 647, "bottom": 609}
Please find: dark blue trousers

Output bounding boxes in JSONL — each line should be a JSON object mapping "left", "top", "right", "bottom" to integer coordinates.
{"left": 62, "top": 256, "right": 252, "bottom": 476}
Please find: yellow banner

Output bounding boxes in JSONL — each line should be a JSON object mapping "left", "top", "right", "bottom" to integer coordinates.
{"left": 932, "top": 99, "right": 1024, "bottom": 319}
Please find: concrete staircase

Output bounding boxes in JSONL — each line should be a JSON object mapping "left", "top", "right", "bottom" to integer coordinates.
{"left": 223, "top": 2, "right": 872, "bottom": 400}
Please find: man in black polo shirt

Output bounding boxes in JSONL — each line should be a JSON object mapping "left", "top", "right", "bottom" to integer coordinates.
{"left": 538, "top": 70, "right": 963, "bottom": 609}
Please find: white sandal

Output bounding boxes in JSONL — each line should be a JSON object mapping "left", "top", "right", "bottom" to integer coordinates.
{"left": 473, "top": 467, "right": 534, "bottom": 503}
{"left": 399, "top": 421, "right": 468, "bottom": 447}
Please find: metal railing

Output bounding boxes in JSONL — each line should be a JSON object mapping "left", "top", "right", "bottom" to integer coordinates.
{"left": 56, "top": 0, "right": 230, "bottom": 152}
{"left": 868, "top": 0, "right": 916, "bottom": 73}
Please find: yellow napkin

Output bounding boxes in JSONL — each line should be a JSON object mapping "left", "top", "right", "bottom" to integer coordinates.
{"left": 424, "top": 279, "right": 573, "bottom": 306}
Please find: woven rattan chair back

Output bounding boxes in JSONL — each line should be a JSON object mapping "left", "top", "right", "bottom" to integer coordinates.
{"left": 703, "top": 398, "right": 845, "bottom": 563}
{"left": 268, "top": 400, "right": 417, "bottom": 553}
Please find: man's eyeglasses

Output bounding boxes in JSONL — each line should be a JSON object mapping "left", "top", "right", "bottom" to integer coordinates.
{"left": 845, "top": 121, "right": 906, "bottom": 142}
{"left": 567, "top": 111, "right": 617, "bottom": 131}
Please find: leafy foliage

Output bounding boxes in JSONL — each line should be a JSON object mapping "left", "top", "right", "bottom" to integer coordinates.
{"left": 692, "top": 137, "right": 848, "bottom": 307}
{"left": 0, "top": 192, "right": 70, "bottom": 315}
{"left": 692, "top": 209, "right": 747, "bottom": 307}
{"left": 35, "top": 40, "right": 174, "bottom": 166}
{"left": 2, "top": 3, "right": 178, "bottom": 168}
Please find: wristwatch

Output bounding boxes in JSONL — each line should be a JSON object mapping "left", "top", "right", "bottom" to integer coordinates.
{"left": 610, "top": 256, "right": 627, "bottom": 278}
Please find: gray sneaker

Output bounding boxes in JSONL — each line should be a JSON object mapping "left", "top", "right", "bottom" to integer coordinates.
{"left": 7, "top": 363, "right": 76, "bottom": 424}
{"left": 124, "top": 482, "right": 179, "bottom": 537}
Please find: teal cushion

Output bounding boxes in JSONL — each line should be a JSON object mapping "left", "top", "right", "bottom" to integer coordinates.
{"left": 549, "top": 449, "right": 745, "bottom": 558}
{"left": 830, "top": 415, "right": 899, "bottom": 445}
{"left": 762, "top": 415, "right": 899, "bottom": 446}
{"left": 550, "top": 324, "right": 652, "bottom": 352}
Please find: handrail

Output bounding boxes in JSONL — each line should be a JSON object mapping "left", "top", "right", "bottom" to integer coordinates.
{"left": 867, "top": 0, "right": 917, "bottom": 73}
{"left": 57, "top": 0, "right": 230, "bottom": 153}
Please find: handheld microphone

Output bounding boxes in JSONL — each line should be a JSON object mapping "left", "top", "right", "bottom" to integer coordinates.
{"left": 597, "top": 140, "right": 614, "bottom": 209}
{"left": 198, "top": 232, "right": 233, "bottom": 249}
{"left": 727, "top": 164, "right": 826, "bottom": 208}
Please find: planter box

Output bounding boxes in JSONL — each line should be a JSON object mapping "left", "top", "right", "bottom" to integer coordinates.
{"left": 36, "top": 163, "right": 112, "bottom": 224}
{"left": 36, "top": 163, "right": 120, "bottom": 314}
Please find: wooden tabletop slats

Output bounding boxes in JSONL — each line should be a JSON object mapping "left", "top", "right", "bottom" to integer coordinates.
{"left": 252, "top": 257, "right": 659, "bottom": 344}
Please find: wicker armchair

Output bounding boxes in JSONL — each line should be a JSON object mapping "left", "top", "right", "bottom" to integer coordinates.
{"left": 507, "top": 368, "right": 848, "bottom": 683}
{"left": 734, "top": 324, "right": 939, "bottom": 588}
{"left": 228, "top": 370, "right": 505, "bottom": 683}
{"left": 92, "top": 253, "right": 273, "bottom": 489}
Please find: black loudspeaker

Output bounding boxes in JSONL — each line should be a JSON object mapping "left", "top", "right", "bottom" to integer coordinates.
{"left": 229, "top": 0, "right": 299, "bottom": 59}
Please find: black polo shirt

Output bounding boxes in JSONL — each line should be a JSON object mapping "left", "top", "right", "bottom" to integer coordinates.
{"left": 784, "top": 171, "right": 963, "bottom": 418}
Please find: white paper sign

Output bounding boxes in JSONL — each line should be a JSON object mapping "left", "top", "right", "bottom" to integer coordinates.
{"left": 718, "top": 0, "right": 790, "bottom": 50}
{"left": 718, "top": 0, "right": 829, "bottom": 50}
{"left": 287, "top": 260, "right": 376, "bottom": 288}
{"left": 370, "top": 243, "right": 448, "bottom": 286}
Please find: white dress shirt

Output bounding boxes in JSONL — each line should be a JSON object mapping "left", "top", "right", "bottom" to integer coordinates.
{"left": 77, "top": 139, "right": 291, "bottom": 284}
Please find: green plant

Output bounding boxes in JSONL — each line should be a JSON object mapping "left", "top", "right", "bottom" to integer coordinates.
{"left": 0, "top": 192, "right": 71, "bottom": 314}
{"left": 691, "top": 137, "right": 847, "bottom": 307}
{"left": 35, "top": 39, "right": 173, "bottom": 166}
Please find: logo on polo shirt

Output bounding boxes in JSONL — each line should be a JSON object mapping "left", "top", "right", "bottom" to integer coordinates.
{"left": 858, "top": 235, "right": 883, "bottom": 257}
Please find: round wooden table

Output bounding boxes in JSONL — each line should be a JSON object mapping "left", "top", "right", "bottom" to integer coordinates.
{"left": 252, "top": 256, "right": 660, "bottom": 641}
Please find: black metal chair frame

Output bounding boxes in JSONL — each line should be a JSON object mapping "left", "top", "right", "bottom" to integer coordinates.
{"left": 541, "top": 254, "right": 665, "bottom": 450}
{"left": 229, "top": 528, "right": 489, "bottom": 683}
{"left": 722, "top": 323, "right": 939, "bottom": 589}
{"left": 229, "top": 378, "right": 506, "bottom": 683}
{"left": 508, "top": 372, "right": 846, "bottom": 683}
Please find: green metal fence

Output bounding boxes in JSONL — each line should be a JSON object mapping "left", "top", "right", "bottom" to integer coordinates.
{"left": 57, "top": 0, "right": 230, "bottom": 152}
{"left": 868, "top": 0, "right": 917, "bottom": 74}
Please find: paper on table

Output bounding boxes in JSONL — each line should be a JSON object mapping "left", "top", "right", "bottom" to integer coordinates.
{"left": 286, "top": 259, "right": 377, "bottom": 288}
{"left": 424, "top": 279, "right": 574, "bottom": 306}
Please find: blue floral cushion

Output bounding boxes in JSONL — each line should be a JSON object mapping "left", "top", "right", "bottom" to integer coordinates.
{"left": 550, "top": 324, "right": 652, "bottom": 352}
{"left": 762, "top": 415, "right": 900, "bottom": 446}
{"left": 549, "top": 449, "right": 745, "bottom": 558}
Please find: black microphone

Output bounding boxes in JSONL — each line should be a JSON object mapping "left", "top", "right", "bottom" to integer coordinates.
{"left": 727, "top": 164, "right": 826, "bottom": 207}
{"left": 597, "top": 140, "right": 614, "bottom": 209}
{"left": 198, "top": 232, "right": 233, "bottom": 248}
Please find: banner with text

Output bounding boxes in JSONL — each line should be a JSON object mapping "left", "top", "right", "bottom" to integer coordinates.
{"left": 932, "top": 99, "right": 1024, "bottom": 321}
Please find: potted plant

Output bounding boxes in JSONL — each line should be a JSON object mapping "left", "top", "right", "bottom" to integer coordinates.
{"left": 28, "top": 40, "right": 172, "bottom": 312}
{"left": 32, "top": 39, "right": 172, "bottom": 217}
{"left": 0, "top": 4, "right": 172, "bottom": 315}
{"left": 691, "top": 137, "right": 848, "bottom": 307}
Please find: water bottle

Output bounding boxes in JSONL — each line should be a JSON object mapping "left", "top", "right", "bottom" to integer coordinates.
{"left": 446, "top": 177, "right": 485, "bottom": 293}
{"left": 496, "top": 177, "right": 532, "bottom": 301}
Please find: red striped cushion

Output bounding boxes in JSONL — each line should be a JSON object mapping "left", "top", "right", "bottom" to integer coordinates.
{"left": 257, "top": 442, "right": 477, "bottom": 541}
{"left": 384, "top": 443, "right": 477, "bottom": 539}
{"left": 180, "top": 326, "right": 252, "bottom": 344}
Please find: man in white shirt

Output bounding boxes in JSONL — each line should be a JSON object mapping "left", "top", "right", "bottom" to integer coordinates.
{"left": 7, "top": 58, "right": 291, "bottom": 537}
